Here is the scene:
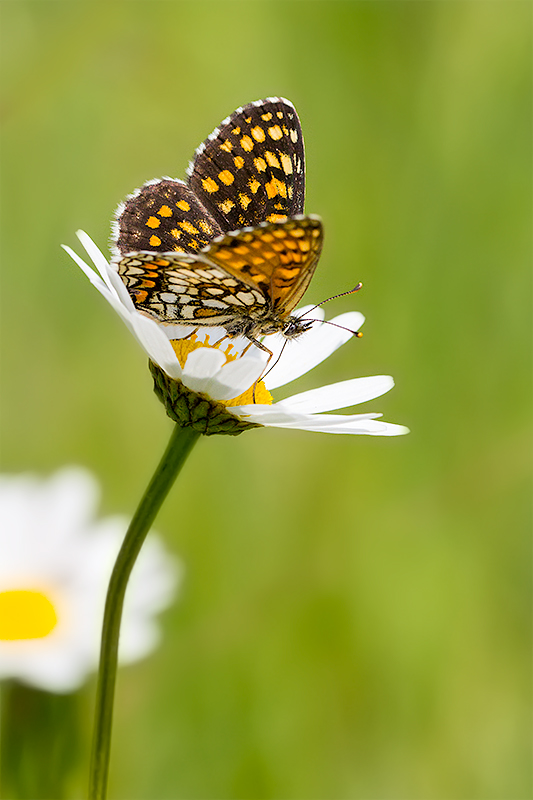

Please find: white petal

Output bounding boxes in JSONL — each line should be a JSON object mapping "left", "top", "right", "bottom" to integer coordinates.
{"left": 161, "top": 324, "right": 200, "bottom": 341}
{"left": 278, "top": 375, "right": 395, "bottom": 414}
{"left": 264, "top": 311, "right": 365, "bottom": 390}
{"left": 181, "top": 347, "right": 227, "bottom": 394}
{"left": 258, "top": 414, "right": 409, "bottom": 435}
{"left": 63, "top": 245, "right": 137, "bottom": 327}
{"left": 364, "top": 422, "right": 410, "bottom": 436}
{"left": 294, "top": 304, "right": 325, "bottom": 320}
{"left": 129, "top": 314, "right": 183, "bottom": 379}
{"left": 236, "top": 408, "right": 380, "bottom": 426}
{"left": 62, "top": 245, "right": 108, "bottom": 294}
{"left": 76, "top": 230, "right": 115, "bottom": 294}
{"left": 107, "top": 267, "right": 138, "bottom": 312}
{"left": 65, "top": 244, "right": 183, "bottom": 379}
{"left": 206, "top": 357, "right": 267, "bottom": 402}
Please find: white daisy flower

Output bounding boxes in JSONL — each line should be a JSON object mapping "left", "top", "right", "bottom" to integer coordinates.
{"left": 0, "top": 467, "right": 179, "bottom": 693}
{"left": 63, "top": 232, "right": 408, "bottom": 436}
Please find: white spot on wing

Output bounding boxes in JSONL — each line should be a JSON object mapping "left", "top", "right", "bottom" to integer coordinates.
{"left": 204, "top": 299, "right": 228, "bottom": 309}
{"left": 236, "top": 291, "right": 256, "bottom": 306}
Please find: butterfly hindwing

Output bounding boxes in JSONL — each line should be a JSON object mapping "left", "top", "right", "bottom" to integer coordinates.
{"left": 187, "top": 97, "right": 305, "bottom": 231}
{"left": 114, "top": 178, "right": 223, "bottom": 256}
{"left": 115, "top": 250, "right": 268, "bottom": 327}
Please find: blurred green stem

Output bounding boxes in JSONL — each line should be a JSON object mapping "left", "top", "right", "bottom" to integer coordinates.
{"left": 89, "top": 423, "right": 199, "bottom": 800}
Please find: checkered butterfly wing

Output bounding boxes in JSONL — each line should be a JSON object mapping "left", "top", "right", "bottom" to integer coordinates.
{"left": 113, "top": 216, "right": 323, "bottom": 328}
{"left": 114, "top": 179, "right": 224, "bottom": 256}
{"left": 113, "top": 98, "right": 305, "bottom": 257}
{"left": 187, "top": 97, "right": 305, "bottom": 230}
{"left": 202, "top": 216, "right": 322, "bottom": 317}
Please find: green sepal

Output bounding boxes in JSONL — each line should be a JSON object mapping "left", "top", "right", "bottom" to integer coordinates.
{"left": 149, "top": 361, "right": 261, "bottom": 436}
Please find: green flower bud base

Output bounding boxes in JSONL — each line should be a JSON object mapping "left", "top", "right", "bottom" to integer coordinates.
{"left": 150, "top": 361, "right": 261, "bottom": 436}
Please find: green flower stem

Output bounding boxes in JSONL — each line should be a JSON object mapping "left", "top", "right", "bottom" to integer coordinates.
{"left": 88, "top": 423, "right": 200, "bottom": 800}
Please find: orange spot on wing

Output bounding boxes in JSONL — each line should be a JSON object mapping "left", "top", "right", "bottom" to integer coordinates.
{"left": 265, "top": 179, "right": 278, "bottom": 199}
{"left": 179, "top": 221, "right": 199, "bottom": 234}
{"left": 251, "top": 126, "right": 266, "bottom": 142}
{"left": 195, "top": 307, "right": 220, "bottom": 317}
{"left": 198, "top": 220, "right": 213, "bottom": 234}
{"left": 219, "top": 199, "right": 235, "bottom": 213}
{"left": 218, "top": 170, "right": 234, "bottom": 185}
{"left": 280, "top": 153, "right": 293, "bottom": 174}
{"left": 240, "top": 135, "right": 254, "bottom": 152}
{"left": 254, "top": 157, "right": 267, "bottom": 172}
{"left": 265, "top": 151, "right": 281, "bottom": 169}
{"left": 268, "top": 125, "right": 283, "bottom": 140}
{"left": 202, "top": 177, "right": 219, "bottom": 193}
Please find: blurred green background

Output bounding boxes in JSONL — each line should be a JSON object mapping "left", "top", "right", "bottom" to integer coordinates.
{"left": 1, "top": 1, "right": 530, "bottom": 798}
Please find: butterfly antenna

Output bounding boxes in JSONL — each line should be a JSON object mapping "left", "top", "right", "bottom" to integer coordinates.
{"left": 304, "top": 318, "right": 363, "bottom": 338}
{"left": 300, "top": 283, "right": 363, "bottom": 318}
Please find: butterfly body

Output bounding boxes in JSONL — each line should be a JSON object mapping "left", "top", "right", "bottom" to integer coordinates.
{"left": 112, "top": 98, "right": 322, "bottom": 347}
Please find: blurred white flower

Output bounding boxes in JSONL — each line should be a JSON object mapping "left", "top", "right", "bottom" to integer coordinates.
{"left": 63, "top": 232, "right": 408, "bottom": 436}
{"left": 0, "top": 467, "right": 180, "bottom": 693}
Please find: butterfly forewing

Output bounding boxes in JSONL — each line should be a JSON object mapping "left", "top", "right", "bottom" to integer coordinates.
{"left": 187, "top": 98, "right": 305, "bottom": 231}
{"left": 204, "top": 216, "right": 323, "bottom": 316}
{"left": 114, "top": 179, "right": 223, "bottom": 255}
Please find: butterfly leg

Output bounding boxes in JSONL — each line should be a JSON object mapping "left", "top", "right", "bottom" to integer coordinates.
{"left": 181, "top": 327, "right": 200, "bottom": 340}
{"left": 211, "top": 334, "right": 231, "bottom": 348}
{"left": 242, "top": 336, "right": 274, "bottom": 403}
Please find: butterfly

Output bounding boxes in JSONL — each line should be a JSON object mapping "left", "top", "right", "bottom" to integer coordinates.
{"left": 111, "top": 97, "right": 323, "bottom": 349}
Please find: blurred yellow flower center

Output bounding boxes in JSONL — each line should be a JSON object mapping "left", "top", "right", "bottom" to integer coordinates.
{"left": 0, "top": 590, "right": 58, "bottom": 640}
{"left": 171, "top": 335, "right": 272, "bottom": 406}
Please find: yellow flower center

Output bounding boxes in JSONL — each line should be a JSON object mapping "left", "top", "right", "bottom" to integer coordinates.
{"left": 0, "top": 590, "right": 58, "bottom": 640}
{"left": 170, "top": 334, "right": 273, "bottom": 406}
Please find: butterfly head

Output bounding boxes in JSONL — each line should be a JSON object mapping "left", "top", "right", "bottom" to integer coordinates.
{"left": 280, "top": 315, "right": 314, "bottom": 339}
